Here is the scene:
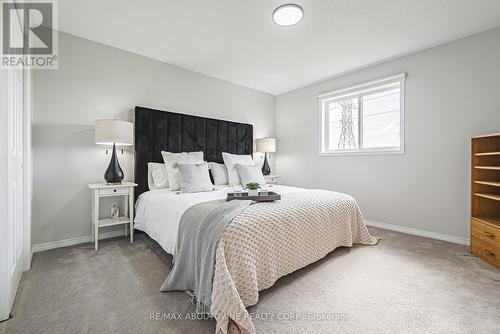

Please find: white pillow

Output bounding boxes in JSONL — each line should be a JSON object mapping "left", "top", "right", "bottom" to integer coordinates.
{"left": 222, "top": 153, "right": 255, "bottom": 186}
{"left": 147, "top": 168, "right": 158, "bottom": 190}
{"left": 236, "top": 164, "right": 266, "bottom": 187}
{"left": 208, "top": 162, "right": 229, "bottom": 185}
{"left": 177, "top": 162, "right": 214, "bottom": 193}
{"left": 147, "top": 163, "right": 169, "bottom": 190}
{"left": 161, "top": 151, "right": 204, "bottom": 191}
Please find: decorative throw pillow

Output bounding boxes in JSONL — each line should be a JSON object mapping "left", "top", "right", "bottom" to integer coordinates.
{"left": 222, "top": 153, "right": 254, "bottom": 186}
{"left": 176, "top": 162, "right": 214, "bottom": 193}
{"left": 208, "top": 162, "right": 229, "bottom": 185}
{"left": 235, "top": 164, "right": 266, "bottom": 187}
{"left": 161, "top": 151, "right": 204, "bottom": 191}
{"left": 147, "top": 162, "right": 169, "bottom": 190}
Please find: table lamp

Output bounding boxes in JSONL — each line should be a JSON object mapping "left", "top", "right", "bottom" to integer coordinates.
{"left": 95, "top": 119, "right": 133, "bottom": 184}
{"left": 256, "top": 137, "right": 276, "bottom": 176}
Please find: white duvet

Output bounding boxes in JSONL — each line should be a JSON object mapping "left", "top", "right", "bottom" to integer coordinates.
{"left": 134, "top": 185, "right": 304, "bottom": 255}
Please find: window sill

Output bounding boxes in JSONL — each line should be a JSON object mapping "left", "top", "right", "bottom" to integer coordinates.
{"left": 319, "top": 148, "right": 404, "bottom": 157}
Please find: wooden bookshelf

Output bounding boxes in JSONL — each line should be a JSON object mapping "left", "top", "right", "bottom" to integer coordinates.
{"left": 471, "top": 134, "right": 500, "bottom": 269}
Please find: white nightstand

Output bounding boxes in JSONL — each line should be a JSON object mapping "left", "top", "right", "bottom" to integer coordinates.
{"left": 87, "top": 182, "right": 138, "bottom": 250}
{"left": 264, "top": 175, "right": 280, "bottom": 185}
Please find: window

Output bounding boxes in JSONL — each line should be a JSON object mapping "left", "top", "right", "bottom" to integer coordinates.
{"left": 319, "top": 73, "right": 405, "bottom": 155}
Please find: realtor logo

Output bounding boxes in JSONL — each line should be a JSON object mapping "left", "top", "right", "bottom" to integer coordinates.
{"left": 1, "top": 0, "right": 58, "bottom": 69}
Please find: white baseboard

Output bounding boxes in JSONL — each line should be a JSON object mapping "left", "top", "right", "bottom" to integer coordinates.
{"left": 32, "top": 230, "right": 125, "bottom": 253}
{"left": 365, "top": 220, "right": 469, "bottom": 245}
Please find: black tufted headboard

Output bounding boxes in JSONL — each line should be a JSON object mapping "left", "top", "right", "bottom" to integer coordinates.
{"left": 134, "top": 106, "right": 253, "bottom": 201}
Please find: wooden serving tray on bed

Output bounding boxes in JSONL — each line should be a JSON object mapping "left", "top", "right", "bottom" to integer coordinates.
{"left": 227, "top": 191, "right": 281, "bottom": 202}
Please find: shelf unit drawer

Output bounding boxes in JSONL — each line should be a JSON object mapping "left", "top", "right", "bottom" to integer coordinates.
{"left": 471, "top": 218, "right": 500, "bottom": 248}
{"left": 471, "top": 237, "right": 500, "bottom": 269}
{"left": 99, "top": 187, "right": 130, "bottom": 197}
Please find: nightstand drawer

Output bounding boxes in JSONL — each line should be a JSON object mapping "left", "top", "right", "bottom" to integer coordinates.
{"left": 471, "top": 218, "right": 500, "bottom": 248}
{"left": 471, "top": 237, "right": 500, "bottom": 268}
{"left": 99, "top": 187, "right": 129, "bottom": 197}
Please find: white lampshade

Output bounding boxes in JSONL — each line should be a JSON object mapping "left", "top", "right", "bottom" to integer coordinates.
{"left": 256, "top": 137, "right": 276, "bottom": 153}
{"left": 95, "top": 119, "right": 133, "bottom": 146}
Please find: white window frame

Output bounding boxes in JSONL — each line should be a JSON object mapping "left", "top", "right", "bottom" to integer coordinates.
{"left": 318, "top": 73, "right": 406, "bottom": 156}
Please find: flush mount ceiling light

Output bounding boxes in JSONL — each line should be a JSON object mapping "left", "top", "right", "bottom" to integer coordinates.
{"left": 273, "top": 4, "right": 303, "bottom": 26}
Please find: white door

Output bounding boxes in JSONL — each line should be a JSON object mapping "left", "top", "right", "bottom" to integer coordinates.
{"left": 0, "top": 11, "right": 25, "bottom": 319}
{"left": 0, "top": 67, "right": 25, "bottom": 322}
{"left": 0, "top": 67, "right": 25, "bottom": 321}
{"left": 6, "top": 67, "right": 25, "bottom": 319}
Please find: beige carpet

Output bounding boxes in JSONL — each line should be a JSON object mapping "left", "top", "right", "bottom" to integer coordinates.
{"left": 1, "top": 227, "right": 499, "bottom": 334}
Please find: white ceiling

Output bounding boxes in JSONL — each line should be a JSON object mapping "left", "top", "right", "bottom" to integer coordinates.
{"left": 59, "top": 0, "right": 500, "bottom": 95}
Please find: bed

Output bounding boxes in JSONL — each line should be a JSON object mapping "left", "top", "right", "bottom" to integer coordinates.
{"left": 133, "top": 106, "right": 378, "bottom": 334}
{"left": 135, "top": 184, "right": 305, "bottom": 255}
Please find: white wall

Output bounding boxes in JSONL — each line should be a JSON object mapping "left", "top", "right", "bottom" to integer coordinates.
{"left": 33, "top": 32, "right": 275, "bottom": 246}
{"left": 276, "top": 27, "right": 500, "bottom": 240}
